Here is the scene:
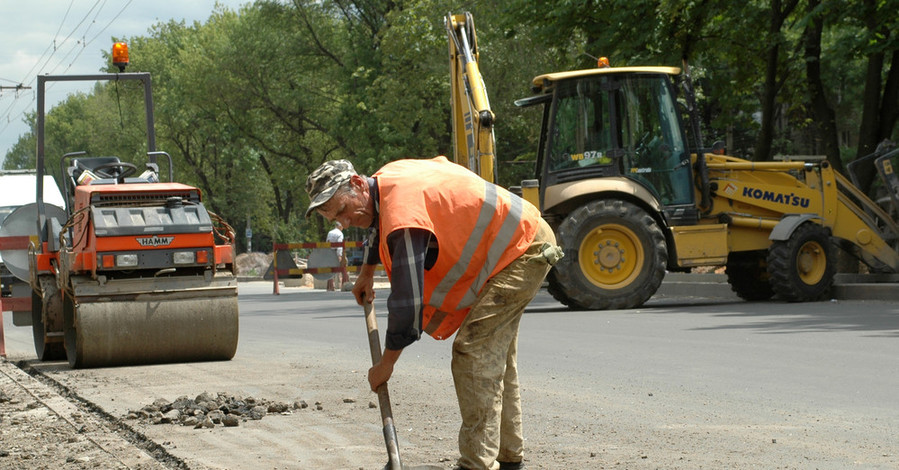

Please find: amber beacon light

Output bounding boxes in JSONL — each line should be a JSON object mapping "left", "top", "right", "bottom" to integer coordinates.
{"left": 112, "top": 42, "right": 130, "bottom": 72}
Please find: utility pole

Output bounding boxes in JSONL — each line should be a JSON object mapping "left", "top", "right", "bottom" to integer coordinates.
{"left": 0, "top": 84, "right": 31, "bottom": 94}
{"left": 245, "top": 216, "right": 253, "bottom": 253}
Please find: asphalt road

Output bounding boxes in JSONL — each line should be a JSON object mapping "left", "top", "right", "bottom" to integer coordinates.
{"left": 2, "top": 281, "right": 898, "bottom": 469}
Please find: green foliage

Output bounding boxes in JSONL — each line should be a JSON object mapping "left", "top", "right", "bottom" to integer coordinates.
{"left": 5, "top": 0, "right": 899, "bottom": 242}
{"left": 2, "top": 113, "right": 36, "bottom": 169}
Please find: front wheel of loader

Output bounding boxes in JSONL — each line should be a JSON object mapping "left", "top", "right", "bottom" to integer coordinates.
{"left": 767, "top": 222, "right": 835, "bottom": 302}
{"left": 726, "top": 250, "right": 774, "bottom": 301}
{"left": 549, "top": 199, "right": 667, "bottom": 310}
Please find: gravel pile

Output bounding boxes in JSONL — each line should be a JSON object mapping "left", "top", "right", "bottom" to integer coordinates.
{"left": 124, "top": 392, "right": 310, "bottom": 429}
{"left": 234, "top": 252, "right": 273, "bottom": 277}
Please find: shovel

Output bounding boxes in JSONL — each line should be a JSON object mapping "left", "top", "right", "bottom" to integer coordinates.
{"left": 363, "top": 302, "right": 444, "bottom": 470}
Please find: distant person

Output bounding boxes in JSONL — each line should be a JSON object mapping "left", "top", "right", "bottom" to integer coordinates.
{"left": 305, "top": 157, "right": 563, "bottom": 470}
{"left": 326, "top": 221, "right": 349, "bottom": 291}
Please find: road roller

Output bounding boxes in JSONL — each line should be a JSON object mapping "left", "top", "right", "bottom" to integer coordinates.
{"left": 0, "top": 43, "right": 239, "bottom": 368}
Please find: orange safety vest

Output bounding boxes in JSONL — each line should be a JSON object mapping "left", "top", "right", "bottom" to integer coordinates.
{"left": 374, "top": 156, "right": 540, "bottom": 340}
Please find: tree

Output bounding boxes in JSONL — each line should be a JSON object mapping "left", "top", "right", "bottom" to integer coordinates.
{"left": 2, "top": 114, "right": 35, "bottom": 170}
{"left": 801, "top": 0, "right": 842, "bottom": 171}
{"left": 850, "top": 0, "right": 899, "bottom": 193}
{"left": 6, "top": 0, "right": 897, "bottom": 247}
{"left": 753, "top": 0, "right": 800, "bottom": 161}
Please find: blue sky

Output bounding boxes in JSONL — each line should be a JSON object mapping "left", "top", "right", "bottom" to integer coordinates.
{"left": 0, "top": 0, "right": 248, "bottom": 166}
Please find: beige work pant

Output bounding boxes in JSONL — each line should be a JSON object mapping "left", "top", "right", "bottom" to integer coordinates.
{"left": 452, "top": 218, "right": 556, "bottom": 470}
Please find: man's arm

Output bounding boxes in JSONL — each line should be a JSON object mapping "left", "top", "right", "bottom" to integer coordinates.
{"left": 383, "top": 228, "right": 430, "bottom": 350}
{"left": 367, "top": 227, "right": 432, "bottom": 391}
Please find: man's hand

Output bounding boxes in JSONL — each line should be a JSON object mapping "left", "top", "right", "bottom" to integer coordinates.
{"left": 353, "top": 263, "right": 377, "bottom": 305}
{"left": 368, "top": 348, "right": 401, "bottom": 392}
{"left": 368, "top": 360, "right": 394, "bottom": 392}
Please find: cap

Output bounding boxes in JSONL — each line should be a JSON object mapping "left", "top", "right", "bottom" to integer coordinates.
{"left": 305, "top": 159, "right": 356, "bottom": 218}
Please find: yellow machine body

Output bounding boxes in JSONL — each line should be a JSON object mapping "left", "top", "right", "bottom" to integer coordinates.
{"left": 446, "top": 12, "right": 899, "bottom": 310}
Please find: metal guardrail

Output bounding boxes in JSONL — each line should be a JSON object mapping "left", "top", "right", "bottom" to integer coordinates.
{"left": 0, "top": 298, "right": 6, "bottom": 357}
{"left": 0, "top": 236, "right": 34, "bottom": 343}
{"left": 1, "top": 235, "right": 38, "bottom": 357}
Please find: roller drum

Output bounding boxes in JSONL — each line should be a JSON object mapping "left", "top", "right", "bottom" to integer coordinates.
{"left": 64, "top": 274, "right": 239, "bottom": 368}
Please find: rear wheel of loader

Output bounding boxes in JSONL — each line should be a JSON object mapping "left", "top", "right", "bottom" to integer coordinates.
{"left": 767, "top": 222, "right": 835, "bottom": 301}
{"left": 725, "top": 250, "right": 774, "bottom": 301}
{"left": 549, "top": 200, "right": 666, "bottom": 310}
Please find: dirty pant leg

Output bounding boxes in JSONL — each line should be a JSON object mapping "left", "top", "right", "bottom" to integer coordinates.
{"left": 452, "top": 279, "right": 529, "bottom": 470}
{"left": 452, "top": 219, "right": 556, "bottom": 470}
{"left": 497, "top": 331, "right": 522, "bottom": 463}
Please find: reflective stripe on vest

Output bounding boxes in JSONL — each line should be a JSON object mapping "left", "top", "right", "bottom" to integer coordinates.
{"left": 429, "top": 181, "right": 526, "bottom": 311}
{"left": 374, "top": 157, "right": 538, "bottom": 339}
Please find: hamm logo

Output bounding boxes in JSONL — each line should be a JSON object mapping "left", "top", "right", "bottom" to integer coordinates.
{"left": 136, "top": 235, "right": 175, "bottom": 247}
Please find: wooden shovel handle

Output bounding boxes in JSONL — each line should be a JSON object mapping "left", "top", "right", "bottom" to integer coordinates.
{"left": 364, "top": 302, "right": 403, "bottom": 470}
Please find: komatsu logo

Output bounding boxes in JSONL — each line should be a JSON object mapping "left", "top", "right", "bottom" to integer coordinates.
{"left": 136, "top": 235, "right": 175, "bottom": 247}
{"left": 742, "top": 186, "right": 811, "bottom": 208}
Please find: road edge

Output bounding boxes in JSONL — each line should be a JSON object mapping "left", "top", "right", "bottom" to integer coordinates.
{"left": 1, "top": 358, "right": 186, "bottom": 469}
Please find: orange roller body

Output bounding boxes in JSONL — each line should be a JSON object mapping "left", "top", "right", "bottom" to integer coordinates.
{"left": 13, "top": 54, "right": 240, "bottom": 369}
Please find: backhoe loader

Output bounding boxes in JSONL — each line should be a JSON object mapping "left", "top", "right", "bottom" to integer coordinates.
{"left": 446, "top": 12, "right": 899, "bottom": 310}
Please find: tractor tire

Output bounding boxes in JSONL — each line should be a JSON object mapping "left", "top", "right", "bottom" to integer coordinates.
{"left": 725, "top": 250, "right": 774, "bottom": 301}
{"left": 767, "top": 222, "right": 835, "bottom": 302}
{"left": 549, "top": 199, "right": 667, "bottom": 310}
{"left": 31, "top": 279, "right": 66, "bottom": 361}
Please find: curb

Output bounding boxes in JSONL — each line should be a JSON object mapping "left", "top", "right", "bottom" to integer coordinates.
{"left": 0, "top": 359, "right": 166, "bottom": 469}
{"left": 658, "top": 272, "right": 899, "bottom": 301}
{"left": 241, "top": 273, "right": 898, "bottom": 301}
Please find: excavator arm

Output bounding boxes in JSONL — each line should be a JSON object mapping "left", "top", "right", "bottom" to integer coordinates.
{"left": 447, "top": 12, "right": 496, "bottom": 183}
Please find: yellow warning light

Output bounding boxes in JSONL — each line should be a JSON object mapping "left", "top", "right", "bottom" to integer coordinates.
{"left": 597, "top": 56, "right": 610, "bottom": 68}
{"left": 112, "top": 42, "right": 129, "bottom": 72}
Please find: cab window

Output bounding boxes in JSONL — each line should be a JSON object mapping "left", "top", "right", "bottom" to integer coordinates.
{"left": 547, "top": 78, "right": 614, "bottom": 172}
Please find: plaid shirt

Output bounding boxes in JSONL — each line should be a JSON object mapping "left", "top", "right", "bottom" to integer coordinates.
{"left": 363, "top": 178, "right": 437, "bottom": 350}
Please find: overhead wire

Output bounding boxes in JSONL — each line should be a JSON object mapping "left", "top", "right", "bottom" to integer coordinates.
{"left": 0, "top": 0, "right": 129, "bottom": 146}
{"left": 53, "top": 0, "right": 77, "bottom": 42}
{"left": 62, "top": 0, "right": 133, "bottom": 75}
{"left": 49, "top": 0, "right": 108, "bottom": 75}
{"left": 0, "top": 92, "right": 34, "bottom": 140}
{"left": 15, "top": 0, "right": 76, "bottom": 85}
{"left": 0, "top": 0, "right": 85, "bottom": 138}
{"left": 34, "top": 0, "right": 103, "bottom": 77}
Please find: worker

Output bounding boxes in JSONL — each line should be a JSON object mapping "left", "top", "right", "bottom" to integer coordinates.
{"left": 325, "top": 221, "right": 349, "bottom": 291}
{"left": 305, "top": 157, "right": 563, "bottom": 470}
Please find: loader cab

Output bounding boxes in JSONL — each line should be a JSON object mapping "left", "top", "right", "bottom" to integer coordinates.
{"left": 518, "top": 66, "right": 696, "bottom": 222}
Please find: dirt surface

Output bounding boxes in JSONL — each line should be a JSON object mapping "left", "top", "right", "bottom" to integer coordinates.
{"left": 0, "top": 359, "right": 168, "bottom": 470}
{"left": 2, "top": 283, "right": 898, "bottom": 470}
{"left": 4, "top": 347, "right": 896, "bottom": 470}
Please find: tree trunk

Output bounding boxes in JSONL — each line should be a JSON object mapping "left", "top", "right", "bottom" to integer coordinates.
{"left": 753, "top": 0, "right": 799, "bottom": 162}
{"left": 878, "top": 49, "right": 899, "bottom": 142}
{"left": 803, "top": 0, "right": 842, "bottom": 172}
{"left": 854, "top": 52, "right": 885, "bottom": 192}
{"left": 853, "top": 0, "right": 891, "bottom": 193}
{"left": 754, "top": 36, "right": 780, "bottom": 162}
